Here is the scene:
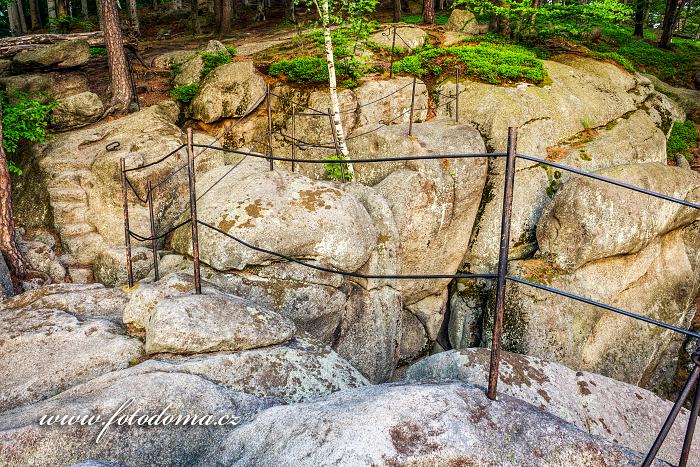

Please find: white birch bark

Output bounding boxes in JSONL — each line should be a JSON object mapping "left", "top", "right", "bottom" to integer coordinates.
{"left": 317, "top": 0, "right": 354, "bottom": 176}
{"left": 128, "top": 0, "right": 140, "bottom": 35}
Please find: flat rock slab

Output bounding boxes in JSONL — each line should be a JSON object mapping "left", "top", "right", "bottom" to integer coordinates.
{"left": 0, "top": 369, "right": 264, "bottom": 466}
{"left": 403, "top": 348, "right": 699, "bottom": 466}
{"left": 218, "top": 382, "right": 666, "bottom": 466}
{"left": 131, "top": 337, "right": 368, "bottom": 403}
{"left": 145, "top": 292, "right": 296, "bottom": 354}
{"left": 0, "top": 305, "right": 142, "bottom": 412}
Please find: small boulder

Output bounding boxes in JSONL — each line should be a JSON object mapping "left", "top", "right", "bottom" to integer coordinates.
{"left": 369, "top": 26, "right": 427, "bottom": 51}
{"left": 144, "top": 292, "right": 296, "bottom": 354}
{"left": 93, "top": 246, "right": 153, "bottom": 288}
{"left": 50, "top": 91, "right": 104, "bottom": 130}
{"left": 12, "top": 39, "right": 90, "bottom": 70}
{"left": 445, "top": 9, "right": 479, "bottom": 34}
{"left": 190, "top": 61, "right": 265, "bottom": 123}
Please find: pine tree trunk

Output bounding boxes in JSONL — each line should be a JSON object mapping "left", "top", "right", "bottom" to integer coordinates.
{"left": 16, "top": 0, "right": 28, "bottom": 34}
{"left": 102, "top": 0, "right": 133, "bottom": 115}
{"left": 57, "top": 0, "right": 68, "bottom": 17}
{"left": 80, "top": 0, "right": 89, "bottom": 18}
{"left": 190, "top": 0, "right": 201, "bottom": 35}
{"left": 634, "top": 0, "right": 645, "bottom": 37}
{"left": 423, "top": 0, "right": 435, "bottom": 24}
{"left": 393, "top": 0, "right": 401, "bottom": 22}
{"left": 659, "top": 0, "right": 681, "bottom": 48}
{"left": 128, "top": 0, "right": 140, "bottom": 35}
{"left": 318, "top": 0, "right": 353, "bottom": 175}
{"left": 29, "top": 0, "right": 40, "bottom": 29}
{"left": 220, "top": 0, "right": 232, "bottom": 35}
{"left": 8, "top": 1, "right": 20, "bottom": 36}
{"left": 214, "top": 0, "right": 221, "bottom": 30}
{"left": 0, "top": 106, "right": 28, "bottom": 289}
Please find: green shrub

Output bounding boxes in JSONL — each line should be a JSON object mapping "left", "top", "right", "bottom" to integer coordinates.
{"left": 325, "top": 155, "right": 353, "bottom": 182}
{"left": 1, "top": 90, "right": 58, "bottom": 175}
{"left": 170, "top": 83, "right": 200, "bottom": 103}
{"left": 200, "top": 50, "right": 232, "bottom": 78}
{"left": 392, "top": 42, "right": 547, "bottom": 84}
{"left": 667, "top": 121, "right": 699, "bottom": 163}
{"left": 270, "top": 57, "right": 329, "bottom": 83}
{"left": 225, "top": 46, "right": 237, "bottom": 56}
{"left": 89, "top": 47, "right": 107, "bottom": 56}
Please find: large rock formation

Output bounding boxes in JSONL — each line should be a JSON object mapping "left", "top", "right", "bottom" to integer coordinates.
{"left": 437, "top": 57, "right": 670, "bottom": 271}
{"left": 404, "top": 348, "right": 699, "bottom": 466}
{"left": 451, "top": 221, "right": 700, "bottom": 393}
{"left": 171, "top": 159, "right": 379, "bottom": 272}
{"left": 537, "top": 163, "right": 700, "bottom": 270}
{"left": 13, "top": 101, "right": 189, "bottom": 274}
{"left": 50, "top": 91, "right": 104, "bottom": 131}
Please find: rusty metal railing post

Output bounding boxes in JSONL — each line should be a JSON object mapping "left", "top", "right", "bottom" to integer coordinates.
{"left": 408, "top": 76, "right": 416, "bottom": 137}
{"left": 486, "top": 126, "right": 518, "bottom": 401}
{"left": 146, "top": 180, "right": 159, "bottom": 282}
{"left": 266, "top": 83, "right": 274, "bottom": 171}
{"left": 389, "top": 26, "right": 397, "bottom": 79}
{"left": 291, "top": 103, "right": 296, "bottom": 172}
{"left": 120, "top": 158, "right": 134, "bottom": 288}
{"left": 328, "top": 108, "right": 346, "bottom": 182}
{"left": 643, "top": 347, "right": 700, "bottom": 467}
{"left": 455, "top": 68, "right": 460, "bottom": 123}
{"left": 186, "top": 128, "right": 202, "bottom": 294}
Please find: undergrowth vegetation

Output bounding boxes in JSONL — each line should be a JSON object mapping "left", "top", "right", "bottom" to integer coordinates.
{"left": 667, "top": 121, "right": 700, "bottom": 163}
{"left": 170, "top": 83, "right": 200, "bottom": 103}
{"left": 392, "top": 42, "right": 547, "bottom": 84}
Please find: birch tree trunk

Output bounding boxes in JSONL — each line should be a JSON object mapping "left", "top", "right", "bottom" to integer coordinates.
{"left": 0, "top": 106, "right": 28, "bottom": 290}
{"left": 128, "top": 0, "right": 140, "bottom": 36}
{"left": 318, "top": 0, "right": 354, "bottom": 176}
{"left": 47, "top": 0, "right": 57, "bottom": 32}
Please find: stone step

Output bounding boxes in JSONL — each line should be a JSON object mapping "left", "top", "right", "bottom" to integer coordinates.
{"left": 43, "top": 159, "right": 92, "bottom": 174}
{"left": 47, "top": 173, "right": 90, "bottom": 191}
{"left": 59, "top": 223, "right": 96, "bottom": 237}
{"left": 52, "top": 203, "right": 90, "bottom": 225}
{"left": 48, "top": 187, "right": 87, "bottom": 203}
{"left": 60, "top": 232, "right": 105, "bottom": 265}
